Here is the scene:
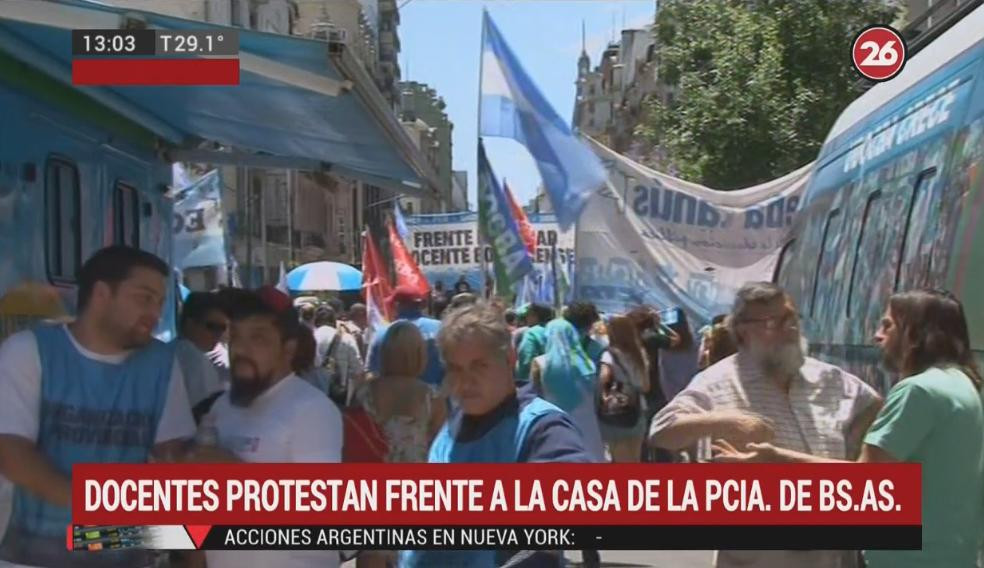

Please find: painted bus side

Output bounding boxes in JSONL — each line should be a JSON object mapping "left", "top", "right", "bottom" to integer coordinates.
{"left": 777, "top": 8, "right": 984, "bottom": 391}
{"left": 0, "top": 50, "right": 176, "bottom": 340}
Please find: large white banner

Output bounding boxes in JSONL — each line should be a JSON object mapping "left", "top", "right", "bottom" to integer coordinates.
{"left": 405, "top": 211, "right": 574, "bottom": 292}
{"left": 576, "top": 138, "right": 812, "bottom": 327}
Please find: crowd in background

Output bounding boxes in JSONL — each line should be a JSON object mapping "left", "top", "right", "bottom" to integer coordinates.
{"left": 0, "top": 245, "right": 980, "bottom": 568}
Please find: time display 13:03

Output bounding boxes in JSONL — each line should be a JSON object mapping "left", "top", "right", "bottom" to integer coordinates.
{"left": 82, "top": 33, "right": 137, "bottom": 54}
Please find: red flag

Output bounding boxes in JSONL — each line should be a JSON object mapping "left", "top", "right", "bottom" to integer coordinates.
{"left": 386, "top": 218, "right": 430, "bottom": 297}
{"left": 362, "top": 228, "right": 393, "bottom": 320}
{"left": 504, "top": 180, "right": 537, "bottom": 256}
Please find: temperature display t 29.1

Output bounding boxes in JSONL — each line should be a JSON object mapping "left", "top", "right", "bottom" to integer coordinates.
{"left": 156, "top": 31, "right": 238, "bottom": 56}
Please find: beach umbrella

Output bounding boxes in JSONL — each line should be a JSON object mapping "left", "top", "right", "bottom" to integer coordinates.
{"left": 286, "top": 261, "right": 362, "bottom": 292}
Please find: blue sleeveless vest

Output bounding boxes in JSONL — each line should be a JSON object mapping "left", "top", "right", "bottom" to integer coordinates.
{"left": 399, "top": 396, "right": 560, "bottom": 568}
{"left": 0, "top": 325, "right": 174, "bottom": 568}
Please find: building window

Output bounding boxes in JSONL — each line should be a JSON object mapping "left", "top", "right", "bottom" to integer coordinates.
{"left": 113, "top": 181, "right": 140, "bottom": 248}
{"left": 45, "top": 157, "right": 81, "bottom": 284}
{"left": 230, "top": 0, "right": 243, "bottom": 26}
{"left": 405, "top": 202, "right": 414, "bottom": 215}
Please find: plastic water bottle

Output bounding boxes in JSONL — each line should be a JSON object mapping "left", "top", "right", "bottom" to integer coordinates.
{"left": 195, "top": 414, "right": 218, "bottom": 447}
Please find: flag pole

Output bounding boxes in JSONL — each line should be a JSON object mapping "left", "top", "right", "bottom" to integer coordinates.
{"left": 551, "top": 242, "right": 559, "bottom": 310}
{"left": 476, "top": 9, "right": 489, "bottom": 298}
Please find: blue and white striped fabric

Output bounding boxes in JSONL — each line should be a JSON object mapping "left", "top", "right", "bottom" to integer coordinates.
{"left": 479, "top": 10, "right": 607, "bottom": 231}
{"left": 286, "top": 262, "right": 363, "bottom": 292}
{"left": 393, "top": 199, "right": 410, "bottom": 241}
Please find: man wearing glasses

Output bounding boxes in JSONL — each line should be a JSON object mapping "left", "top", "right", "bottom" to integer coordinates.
{"left": 648, "top": 282, "right": 882, "bottom": 568}
{"left": 176, "top": 292, "right": 229, "bottom": 409}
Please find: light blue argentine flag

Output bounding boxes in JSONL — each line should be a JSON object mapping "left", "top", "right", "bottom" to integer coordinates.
{"left": 393, "top": 198, "right": 410, "bottom": 241}
{"left": 480, "top": 10, "right": 607, "bottom": 231}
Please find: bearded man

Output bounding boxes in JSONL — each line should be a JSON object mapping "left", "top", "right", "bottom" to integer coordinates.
{"left": 648, "top": 282, "right": 882, "bottom": 568}
{"left": 196, "top": 286, "right": 343, "bottom": 568}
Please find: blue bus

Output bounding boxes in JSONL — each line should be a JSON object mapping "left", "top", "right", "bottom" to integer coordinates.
{"left": 777, "top": 5, "right": 984, "bottom": 391}
{"left": 0, "top": 48, "right": 176, "bottom": 340}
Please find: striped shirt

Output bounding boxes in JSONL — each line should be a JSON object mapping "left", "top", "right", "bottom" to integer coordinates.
{"left": 651, "top": 352, "right": 880, "bottom": 568}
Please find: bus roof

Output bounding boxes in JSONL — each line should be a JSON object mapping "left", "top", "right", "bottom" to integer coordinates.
{"left": 823, "top": 4, "right": 984, "bottom": 151}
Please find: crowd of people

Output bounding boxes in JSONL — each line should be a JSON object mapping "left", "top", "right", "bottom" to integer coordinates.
{"left": 0, "top": 245, "right": 980, "bottom": 568}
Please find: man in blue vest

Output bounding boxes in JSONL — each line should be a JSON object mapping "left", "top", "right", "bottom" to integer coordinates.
{"left": 400, "top": 301, "right": 591, "bottom": 568}
{"left": 366, "top": 285, "right": 444, "bottom": 389}
{"left": 0, "top": 246, "right": 196, "bottom": 568}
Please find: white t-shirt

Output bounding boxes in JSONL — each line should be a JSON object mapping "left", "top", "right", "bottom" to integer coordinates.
{"left": 205, "top": 375, "right": 342, "bottom": 568}
{"left": 174, "top": 338, "right": 224, "bottom": 408}
{"left": 0, "top": 326, "right": 195, "bottom": 568}
{"left": 314, "top": 326, "right": 361, "bottom": 372}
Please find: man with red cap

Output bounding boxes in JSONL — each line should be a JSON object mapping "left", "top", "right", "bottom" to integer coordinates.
{"left": 366, "top": 285, "right": 445, "bottom": 390}
{"left": 194, "top": 286, "right": 343, "bottom": 568}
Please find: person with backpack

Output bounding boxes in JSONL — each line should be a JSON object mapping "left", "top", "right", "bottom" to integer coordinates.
{"left": 597, "top": 314, "right": 650, "bottom": 463}
{"left": 313, "top": 306, "right": 362, "bottom": 407}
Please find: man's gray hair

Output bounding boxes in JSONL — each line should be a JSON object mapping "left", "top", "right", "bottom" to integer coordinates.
{"left": 438, "top": 301, "right": 511, "bottom": 357}
{"left": 728, "top": 282, "right": 788, "bottom": 343}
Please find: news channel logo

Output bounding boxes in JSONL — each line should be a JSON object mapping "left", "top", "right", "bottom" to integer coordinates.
{"left": 851, "top": 25, "right": 907, "bottom": 82}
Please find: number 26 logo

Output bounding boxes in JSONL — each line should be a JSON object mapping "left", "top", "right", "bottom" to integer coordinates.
{"left": 852, "top": 25, "right": 907, "bottom": 82}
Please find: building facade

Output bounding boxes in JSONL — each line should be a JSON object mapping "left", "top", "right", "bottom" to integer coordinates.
{"left": 572, "top": 10, "right": 674, "bottom": 166}
{"left": 400, "top": 81, "right": 455, "bottom": 212}
{"left": 104, "top": 0, "right": 415, "bottom": 287}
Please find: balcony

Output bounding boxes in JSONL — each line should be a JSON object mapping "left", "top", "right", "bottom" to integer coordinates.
{"left": 379, "top": 28, "right": 401, "bottom": 52}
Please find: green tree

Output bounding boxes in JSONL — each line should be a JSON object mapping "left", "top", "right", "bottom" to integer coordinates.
{"left": 636, "top": 0, "right": 900, "bottom": 189}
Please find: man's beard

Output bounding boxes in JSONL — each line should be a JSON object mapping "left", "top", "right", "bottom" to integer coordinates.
{"left": 748, "top": 337, "right": 805, "bottom": 378}
{"left": 880, "top": 338, "right": 902, "bottom": 373}
{"left": 229, "top": 358, "right": 276, "bottom": 407}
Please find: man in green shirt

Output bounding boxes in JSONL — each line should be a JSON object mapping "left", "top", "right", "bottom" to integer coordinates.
{"left": 713, "top": 289, "right": 984, "bottom": 567}
{"left": 515, "top": 304, "right": 554, "bottom": 381}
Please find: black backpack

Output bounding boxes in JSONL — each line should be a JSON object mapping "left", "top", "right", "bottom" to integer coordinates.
{"left": 596, "top": 351, "right": 643, "bottom": 428}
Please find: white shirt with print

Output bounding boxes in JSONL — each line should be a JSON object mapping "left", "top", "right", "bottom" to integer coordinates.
{"left": 204, "top": 375, "right": 342, "bottom": 568}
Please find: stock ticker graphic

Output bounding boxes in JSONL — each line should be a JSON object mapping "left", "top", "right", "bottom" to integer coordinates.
{"left": 71, "top": 29, "right": 240, "bottom": 85}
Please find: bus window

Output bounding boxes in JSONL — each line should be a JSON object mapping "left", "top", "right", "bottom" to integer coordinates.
{"left": 45, "top": 157, "right": 81, "bottom": 284}
{"left": 772, "top": 239, "right": 797, "bottom": 284}
{"left": 810, "top": 209, "right": 843, "bottom": 318}
{"left": 113, "top": 182, "right": 140, "bottom": 248}
{"left": 895, "top": 167, "right": 938, "bottom": 291}
{"left": 847, "top": 190, "right": 883, "bottom": 317}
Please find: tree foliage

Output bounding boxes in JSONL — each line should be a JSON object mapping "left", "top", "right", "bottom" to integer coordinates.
{"left": 636, "top": 0, "right": 900, "bottom": 189}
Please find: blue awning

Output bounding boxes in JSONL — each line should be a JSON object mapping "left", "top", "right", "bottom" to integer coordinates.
{"left": 0, "top": 0, "right": 438, "bottom": 197}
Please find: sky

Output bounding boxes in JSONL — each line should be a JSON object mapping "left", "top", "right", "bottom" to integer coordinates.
{"left": 399, "top": 0, "right": 657, "bottom": 209}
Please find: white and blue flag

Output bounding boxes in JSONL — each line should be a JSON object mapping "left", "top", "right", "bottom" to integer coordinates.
{"left": 172, "top": 168, "right": 228, "bottom": 269}
{"left": 479, "top": 10, "right": 607, "bottom": 231}
{"left": 393, "top": 198, "right": 410, "bottom": 241}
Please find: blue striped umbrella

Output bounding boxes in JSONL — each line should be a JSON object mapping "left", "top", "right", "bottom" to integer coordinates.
{"left": 286, "top": 262, "right": 363, "bottom": 292}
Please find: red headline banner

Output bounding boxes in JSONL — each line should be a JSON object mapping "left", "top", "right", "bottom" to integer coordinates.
{"left": 73, "top": 463, "right": 921, "bottom": 526}
{"left": 72, "top": 58, "right": 240, "bottom": 86}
